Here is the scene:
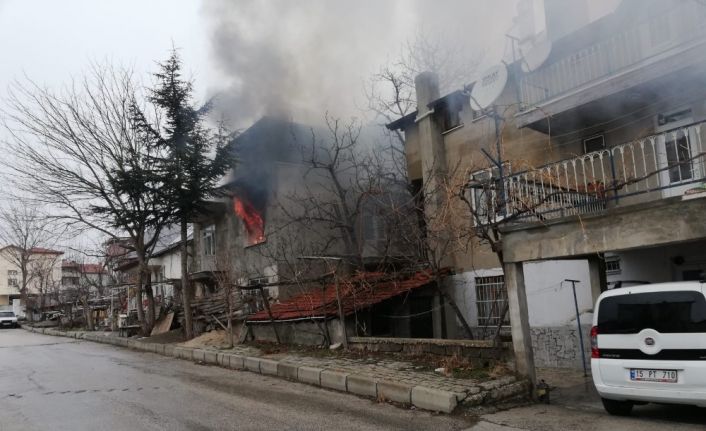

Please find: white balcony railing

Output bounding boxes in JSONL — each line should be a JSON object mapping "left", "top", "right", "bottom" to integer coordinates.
{"left": 474, "top": 122, "right": 706, "bottom": 225}
{"left": 520, "top": 1, "right": 706, "bottom": 109}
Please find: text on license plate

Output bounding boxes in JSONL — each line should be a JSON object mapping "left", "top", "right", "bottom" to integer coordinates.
{"left": 630, "top": 369, "right": 678, "bottom": 383}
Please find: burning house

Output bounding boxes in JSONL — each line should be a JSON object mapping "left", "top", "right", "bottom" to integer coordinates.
{"left": 189, "top": 116, "right": 452, "bottom": 343}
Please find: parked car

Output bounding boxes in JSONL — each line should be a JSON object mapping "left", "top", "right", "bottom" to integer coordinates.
{"left": 0, "top": 310, "right": 19, "bottom": 328}
{"left": 591, "top": 281, "right": 706, "bottom": 415}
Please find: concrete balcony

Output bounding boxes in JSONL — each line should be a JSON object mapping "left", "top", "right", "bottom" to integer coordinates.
{"left": 473, "top": 121, "right": 706, "bottom": 228}
{"left": 516, "top": 1, "right": 706, "bottom": 131}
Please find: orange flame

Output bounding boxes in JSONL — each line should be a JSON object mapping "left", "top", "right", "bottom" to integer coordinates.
{"left": 233, "top": 197, "right": 265, "bottom": 245}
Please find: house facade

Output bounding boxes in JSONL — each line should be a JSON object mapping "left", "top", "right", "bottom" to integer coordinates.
{"left": 0, "top": 246, "right": 63, "bottom": 316}
{"left": 388, "top": 0, "right": 706, "bottom": 377}
{"left": 189, "top": 117, "right": 444, "bottom": 343}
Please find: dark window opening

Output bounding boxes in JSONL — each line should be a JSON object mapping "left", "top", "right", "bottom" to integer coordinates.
{"left": 665, "top": 133, "right": 693, "bottom": 183}
{"left": 583, "top": 134, "right": 605, "bottom": 154}
{"left": 441, "top": 98, "right": 463, "bottom": 132}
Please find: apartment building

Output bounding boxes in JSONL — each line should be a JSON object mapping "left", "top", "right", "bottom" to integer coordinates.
{"left": 388, "top": 0, "right": 706, "bottom": 378}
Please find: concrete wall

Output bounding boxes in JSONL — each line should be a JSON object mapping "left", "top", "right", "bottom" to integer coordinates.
{"left": 523, "top": 260, "right": 593, "bottom": 327}
{"left": 249, "top": 318, "right": 348, "bottom": 346}
{"left": 502, "top": 196, "right": 706, "bottom": 263}
{"left": 607, "top": 240, "right": 706, "bottom": 285}
{"left": 531, "top": 324, "right": 592, "bottom": 369}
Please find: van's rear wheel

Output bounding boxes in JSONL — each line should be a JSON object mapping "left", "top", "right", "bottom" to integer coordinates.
{"left": 601, "top": 398, "right": 634, "bottom": 416}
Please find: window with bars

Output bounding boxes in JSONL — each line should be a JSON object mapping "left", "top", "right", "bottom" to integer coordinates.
{"left": 475, "top": 275, "right": 510, "bottom": 326}
{"left": 605, "top": 257, "right": 621, "bottom": 274}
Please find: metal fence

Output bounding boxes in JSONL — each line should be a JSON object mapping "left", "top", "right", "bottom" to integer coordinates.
{"left": 520, "top": 1, "right": 706, "bottom": 108}
{"left": 498, "top": 122, "right": 706, "bottom": 224}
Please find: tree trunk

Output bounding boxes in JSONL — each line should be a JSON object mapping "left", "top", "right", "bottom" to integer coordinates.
{"left": 135, "top": 270, "right": 147, "bottom": 334}
{"left": 180, "top": 219, "right": 194, "bottom": 339}
{"left": 144, "top": 272, "right": 156, "bottom": 333}
{"left": 433, "top": 276, "right": 475, "bottom": 339}
{"left": 82, "top": 297, "right": 94, "bottom": 330}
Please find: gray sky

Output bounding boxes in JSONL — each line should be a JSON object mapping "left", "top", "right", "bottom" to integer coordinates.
{"left": 0, "top": 0, "right": 210, "bottom": 98}
{"left": 0, "top": 0, "right": 621, "bottom": 248}
{"left": 0, "top": 0, "right": 525, "bottom": 125}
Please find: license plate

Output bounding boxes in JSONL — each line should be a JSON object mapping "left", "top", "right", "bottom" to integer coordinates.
{"left": 630, "top": 368, "right": 678, "bottom": 383}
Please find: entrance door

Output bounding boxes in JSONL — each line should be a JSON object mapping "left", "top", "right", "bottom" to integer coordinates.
{"left": 656, "top": 109, "right": 704, "bottom": 197}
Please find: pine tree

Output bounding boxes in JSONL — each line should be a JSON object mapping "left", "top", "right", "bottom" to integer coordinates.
{"left": 147, "top": 50, "right": 233, "bottom": 339}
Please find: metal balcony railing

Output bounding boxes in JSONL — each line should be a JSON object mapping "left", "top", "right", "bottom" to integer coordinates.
{"left": 519, "top": 1, "right": 706, "bottom": 109}
{"left": 474, "top": 122, "right": 706, "bottom": 225}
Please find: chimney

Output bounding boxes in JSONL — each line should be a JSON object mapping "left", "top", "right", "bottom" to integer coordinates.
{"left": 414, "top": 71, "right": 440, "bottom": 119}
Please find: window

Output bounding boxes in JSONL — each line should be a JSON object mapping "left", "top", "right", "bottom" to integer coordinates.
{"left": 202, "top": 224, "right": 215, "bottom": 256}
{"left": 475, "top": 275, "right": 510, "bottom": 326}
{"left": 441, "top": 97, "right": 463, "bottom": 132}
{"left": 7, "top": 270, "right": 18, "bottom": 288}
{"left": 583, "top": 134, "right": 605, "bottom": 154}
{"left": 362, "top": 208, "right": 385, "bottom": 241}
{"left": 605, "top": 257, "right": 621, "bottom": 275}
{"left": 665, "top": 133, "right": 693, "bottom": 183}
{"left": 471, "top": 108, "right": 488, "bottom": 121}
{"left": 658, "top": 108, "right": 691, "bottom": 127}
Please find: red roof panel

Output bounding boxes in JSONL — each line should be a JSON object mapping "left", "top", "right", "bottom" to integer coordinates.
{"left": 247, "top": 269, "right": 444, "bottom": 322}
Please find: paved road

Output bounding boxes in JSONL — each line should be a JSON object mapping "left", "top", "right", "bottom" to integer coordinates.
{"left": 4, "top": 329, "right": 706, "bottom": 431}
{"left": 0, "top": 329, "right": 470, "bottom": 431}
{"left": 469, "top": 371, "right": 706, "bottom": 431}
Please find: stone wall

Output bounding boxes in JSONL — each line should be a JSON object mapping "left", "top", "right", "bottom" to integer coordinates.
{"left": 348, "top": 336, "right": 511, "bottom": 367}
{"left": 249, "top": 318, "right": 348, "bottom": 346}
{"left": 530, "top": 324, "right": 592, "bottom": 369}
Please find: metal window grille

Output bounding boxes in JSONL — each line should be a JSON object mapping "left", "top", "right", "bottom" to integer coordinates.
{"left": 475, "top": 275, "right": 509, "bottom": 327}
{"left": 605, "top": 258, "right": 621, "bottom": 274}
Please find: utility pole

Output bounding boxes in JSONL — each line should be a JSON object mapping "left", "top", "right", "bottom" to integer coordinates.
{"left": 565, "top": 279, "right": 588, "bottom": 377}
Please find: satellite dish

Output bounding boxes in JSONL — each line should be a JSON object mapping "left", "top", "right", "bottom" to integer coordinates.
{"left": 521, "top": 38, "right": 552, "bottom": 73}
{"left": 470, "top": 63, "right": 508, "bottom": 111}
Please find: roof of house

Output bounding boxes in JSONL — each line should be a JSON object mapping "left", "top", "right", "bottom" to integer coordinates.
{"left": 61, "top": 260, "right": 107, "bottom": 274}
{"left": 30, "top": 247, "right": 64, "bottom": 255}
{"left": 1, "top": 245, "right": 64, "bottom": 255}
{"left": 247, "top": 268, "right": 446, "bottom": 322}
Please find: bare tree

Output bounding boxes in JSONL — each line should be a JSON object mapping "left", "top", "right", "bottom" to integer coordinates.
{"left": 0, "top": 64, "right": 170, "bottom": 334}
{"left": 365, "top": 31, "right": 483, "bottom": 148}
{"left": 0, "top": 202, "right": 61, "bottom": 318}
{"left": 211, "top": 249, "right": 245, "bottom": 347}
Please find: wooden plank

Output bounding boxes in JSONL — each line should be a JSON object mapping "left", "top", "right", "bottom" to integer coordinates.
{"left": 150, "top": 312, "right": 174, "bottom": 336}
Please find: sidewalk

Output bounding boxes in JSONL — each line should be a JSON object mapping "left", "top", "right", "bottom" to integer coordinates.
{"left": 23, "top": 326, "right": 529, "bottom": 414}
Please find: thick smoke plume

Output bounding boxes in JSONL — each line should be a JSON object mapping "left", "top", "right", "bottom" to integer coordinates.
{"left": 201, "top": 0, "right": 519, "bottom": 128}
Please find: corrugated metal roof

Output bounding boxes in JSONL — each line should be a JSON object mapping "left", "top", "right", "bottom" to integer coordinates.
{"left": 247, "top": 269, "right": 445, "bottom": 322}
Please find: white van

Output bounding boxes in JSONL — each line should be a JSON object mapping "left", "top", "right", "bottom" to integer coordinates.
{"left": 591, "top": 282, "right": 706, "bottom": 415}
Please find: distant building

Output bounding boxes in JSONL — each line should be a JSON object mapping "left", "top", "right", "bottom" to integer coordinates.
{"left": 0, "top": 246, "right": 63, "bottom": 315}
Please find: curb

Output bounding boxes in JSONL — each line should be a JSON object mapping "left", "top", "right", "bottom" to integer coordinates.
{"left": 22, "top": 325, "right": 527, "bottom": 413}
